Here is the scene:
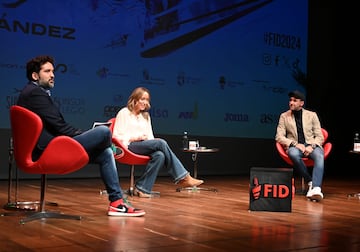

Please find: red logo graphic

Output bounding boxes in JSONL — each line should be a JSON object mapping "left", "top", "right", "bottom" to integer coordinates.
{"left": 251, "top": 176, "right": 292, "bottom": 200}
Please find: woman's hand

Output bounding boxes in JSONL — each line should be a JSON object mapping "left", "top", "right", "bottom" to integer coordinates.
{"left": 139, "top": 134, "right": 148, "bottom": 141}
{"left": 131, "top": 134, "right": 148, "bottom": 142}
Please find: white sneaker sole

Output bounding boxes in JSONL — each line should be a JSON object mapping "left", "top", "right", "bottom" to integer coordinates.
{"left": 108, "top": 211, "right": 146, "bottom": 217}
{"left": 307, "top": 194, "right": 323, "bottom": 202}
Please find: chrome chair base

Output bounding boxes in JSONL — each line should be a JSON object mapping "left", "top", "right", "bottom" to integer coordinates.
{"left": 3, "top": 201, "right": 39, "bottom": 211}
{"left": 20, "top": 211, "right": 81, "bottom": 224}
{"left": 176, "top": 186, "right": 218, "bottom": 192}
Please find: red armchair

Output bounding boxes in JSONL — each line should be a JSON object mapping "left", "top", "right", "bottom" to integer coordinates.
{"left": 9, "top": 105, "right": 89, "bottom": 224}
{"left": 276, "top": 128, "right": 332, "bottom": 192}
{"left": 108, "top": 118, "right": 151, "bottom": 196}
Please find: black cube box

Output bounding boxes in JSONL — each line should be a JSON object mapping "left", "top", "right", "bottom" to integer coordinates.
{"left": 249, "top": 167, "right": 293, "bottom": 212}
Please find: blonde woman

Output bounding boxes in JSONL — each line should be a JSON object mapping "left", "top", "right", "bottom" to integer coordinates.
{"left": 113, "top": 87, "right": 204, "bottom": 197}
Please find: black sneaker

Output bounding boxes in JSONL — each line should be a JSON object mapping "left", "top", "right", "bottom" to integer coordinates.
{"left": 108, "top": 198, "right": 145, "bottom": 217}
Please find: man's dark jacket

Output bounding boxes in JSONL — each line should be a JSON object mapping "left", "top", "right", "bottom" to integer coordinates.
{"left": 17, "top": 82, "right": 82, "bottom": 159}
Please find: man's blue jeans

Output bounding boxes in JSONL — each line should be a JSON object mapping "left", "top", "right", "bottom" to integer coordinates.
{"left": 128, "top": 138, "right": 189, "bottom": 194}
{"left": 287, "top": 146, "right": 324, "bottom": 188}
{"left": 74, "top": 125, "right": 123, "bottom": 202}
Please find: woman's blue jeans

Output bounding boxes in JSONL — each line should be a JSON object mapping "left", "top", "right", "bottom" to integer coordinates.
{"left": 128, "top": 139, "right": 189, "bottom": 194}
{"left": 287, "top": 146, "right": 324, "bottom": 188}
{"left": 74, "top": 125, "right": 123, "bottom": 202}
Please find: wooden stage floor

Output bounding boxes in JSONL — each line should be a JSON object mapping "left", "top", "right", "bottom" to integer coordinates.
{"left": 0, "top": 175, "right": 359, "bottom": 251}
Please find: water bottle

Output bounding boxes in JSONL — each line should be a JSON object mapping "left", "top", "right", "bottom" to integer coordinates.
{"left": 354, "top": 133, "right": 360, "bottom": 152}
{"left": 182, "top": 131, "right": 189, "bottom": 149}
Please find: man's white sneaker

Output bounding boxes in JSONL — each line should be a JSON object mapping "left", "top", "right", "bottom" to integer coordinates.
{"left": 306, "top": 181, "right": 313, "bottom": 197}
{"left": 306, "top": 186, "right": 323, "bottom": 202}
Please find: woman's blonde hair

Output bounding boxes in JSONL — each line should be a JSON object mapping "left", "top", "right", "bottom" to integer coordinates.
{"left": 127, "top": 87, "right": 151, "bottom": 119}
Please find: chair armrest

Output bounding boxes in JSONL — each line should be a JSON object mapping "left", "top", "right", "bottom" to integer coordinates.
{"left": 112, "top": 137, "right": 150, "bottom": 165}
{"left": 323, "top": 142, "right": 332, "bottom": 160}
{"left": 276, "top": 142, "right": 293, "bottom": 166}
{"left": 38, "top": 136, "right": 89, "bottom": 174}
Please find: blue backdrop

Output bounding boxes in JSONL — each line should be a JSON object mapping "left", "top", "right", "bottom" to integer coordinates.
{"left": 0, "top": 0, "right": 308, "bottom": 139}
